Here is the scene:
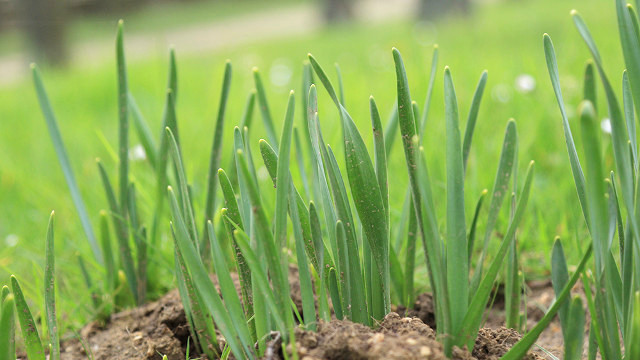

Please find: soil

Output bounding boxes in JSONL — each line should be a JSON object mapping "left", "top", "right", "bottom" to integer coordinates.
{"left": 56, "top": 272, "right": 575, "bottom": 360}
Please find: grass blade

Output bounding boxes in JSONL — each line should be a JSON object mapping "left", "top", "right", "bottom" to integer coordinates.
{"left": 274, "top": 91, "right": 296, "bottom": 249}
{"left": 467, "top": 189, "right": 487, "bottom": 263}
{"left": 116, "top": 20, "right": 130, "bottom": 220}
{"left": 462, "top": 70, "right": 488, "bottom": 172}
{"left": 551, "top": 238, "right": 570, "bottom": 335}
{"left": 616, "top": 0, "right": 640, "bottom": 120}
{"left": 419, "top": 45, "right": 439, "bottom": 137}
{"left": 564, "top": 297, "right": 586, "bottom": 360}
{"left": 253, "top": 68, "right": 279, "bottom": 151}
{"left": 11, "top": 276, "right": 45, "bottom": 360}
{"left": 44, "top": 211, "right": 60, "bottom": 360}
{"left": 370, "top": 96, "right": 389, "bottom": 222}
{"left": 203, "top": 61, "right": 233, "bottom": 244}
{"left": 626, "top": 292, "right": 640, "bottom": 360}
{"left": 0, "top": 293, "right": 15, "bottom": 360}
{"left": 583, "top": 61, "right": 597, "bottom": 111}
{"left": 443, "top": 66, "right": 468, "bottom": 335}
{"left": 543, "top": 34, "right": 590, "bottom": 226}
{"left": 623, "top": 70, "right": 637, "bottom": 167}
{"left": 31, "top": 64, "right": 102, "bottom": 264}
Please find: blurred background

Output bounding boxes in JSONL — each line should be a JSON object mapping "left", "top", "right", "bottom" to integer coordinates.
{"left": 0, "top": 0, "right": 618, "bottom": 331}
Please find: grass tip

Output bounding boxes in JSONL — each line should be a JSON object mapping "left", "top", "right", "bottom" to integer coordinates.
{"left": 252, "top": 66, "right": 259, "bottom": 73}
{"left": 570, "top": 9, "right": 578, "bottom": 16}
{"left": 30, "top": 62, "right": 37, "bottom": 70}
{"left": 290, "top": 89, "right": 295, "bottom": 95}
{"left": 167, "top": 185, "right": 173, "bottom": 191}
{"left": 95, "top": 157, "right": 101, "bottom": 163}
{"left": 433, "top": 44, "right": 439, "bottom": 49}
{"left": 482, "top": 189, "right": 489, "bottom": 195}
{"left": 50, "top": 210, "right": 55, "bottom": 216}
{"left": 529, "top": 160, "right": 535, "bottom": 166}
{"left": 225, "top": 59, "right": 231, "bottom": 64}
{"left": 99, "top": 209, "right": 108, "bottom": 216}
{"left": 10, "top": 275, "right": 16, "bottom": 281}
{"left": 237, "top": 149, "right": 244, "bottom": 156}
{"left": 217, "top": 168, "right": 225, "bottom": 175}
{"left": 628, "top": 3, "right": 635, "bottom": 10}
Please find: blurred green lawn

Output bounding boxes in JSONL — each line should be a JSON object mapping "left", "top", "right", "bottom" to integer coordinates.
{"left": 0, "top": 0, "right": 620, "bottom": 332}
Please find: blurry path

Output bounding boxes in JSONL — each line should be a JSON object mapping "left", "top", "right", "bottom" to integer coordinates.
{"left": 0, "top": 0, "right": 418, "bottom": 86}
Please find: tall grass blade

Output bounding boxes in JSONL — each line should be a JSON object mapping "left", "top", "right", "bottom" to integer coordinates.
{"left": 274, "top": 90, "right": 296, "bottom": 250}
{"left": 253, "top": 68, "right": 279, "bottom": 151}
{"left": 203, "top": 61, "right": 232, "bottom": 247}
{"left": 543, "top": 34, "right": 590, "bottom": 226}
{"left": 370, "top": 96, "right": 389, "bottom": 222}
{"left": 443, "top": 66, "right": 468, "bottom": 335}
{"left": 116, "top": 20, "right": 130, "bottom": 220}
{"left": 11, "top": 276, "right": 45, "bottom": 360}
{"left": 462, "top": 70, "right": 488, "bottom": 172}
{"left": 623, "top": 71, "right": 637, "bottom": 167}
{"left": 551, "top": 239, "right": 570, "bottom": 334}
{"left": 583, "top": 61, "right": 597, "bottom": 110}
{"left": 626, "top": 292, "right": 640, "bottom": 360}
{"left": 44, "top": 211, "right": 60, "bottom": 360}
{"left": 31, "top": 64, "right": 102, "bottom": 264}
{"left": 467, "top": 189, "right": 487, "bottom": 263}
{"left": 616, "top": 0, "right": 640, "bottom": 119}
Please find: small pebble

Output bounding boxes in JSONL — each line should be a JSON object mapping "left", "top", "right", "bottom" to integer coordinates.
{"left": 420, "top": 346, "right": 432, "bottom": 356}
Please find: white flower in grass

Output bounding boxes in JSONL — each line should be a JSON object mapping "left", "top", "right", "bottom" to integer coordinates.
{"left": 515, "top": 74, "right": 536, "bottom": 93}
{"left": 129, "top": 144, "right": 146, "bottom": 161}
{"left": 5, "top": 234, "right": 18, "bottom": 247}
{"left": 601, "top": 118, "right": 612, "bottom": 134}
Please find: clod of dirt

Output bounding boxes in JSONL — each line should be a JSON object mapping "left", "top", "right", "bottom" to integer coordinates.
{"left": 60, "top": 290, "right": 191, "bottom": 360}
{"left": 286, "top": 312, "right": 473, "bottom": 360}
{"left": 472, "top": 327, "right": 540, "bottom": 360}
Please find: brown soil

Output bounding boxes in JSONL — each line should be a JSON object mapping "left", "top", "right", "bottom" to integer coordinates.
{"left": 57, "top": 273, "right": 573, "bottom": 360}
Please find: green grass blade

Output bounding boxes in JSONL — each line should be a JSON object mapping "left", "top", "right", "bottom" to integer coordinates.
{"left": 274, "top": 91, "right": 296, "bottom": 249}
{"left": 616, "top": 0, "right": 640, "bottom": 120}
{"left": 583, "top": 61, "right": 597, "bottom": 111}
{"left": 77, "top": 254, "right": 100, "bottom": 309}
{"left": 226, "top": 223, "right": 288, "bottom": 335}
{"left": 128, "top": 93, "right": 157, "bottom": 169}
{"left": 0, "top": 293, "right": 15, "bottom": 360}
{"left": 389, "top": 244, "right": 406, "bottom": 308}
{"left": 551, "top": 238, "right": 570, "bottom": 335}
{"left": 470, "top": 120, "right": 517, "bottom": 294}
{"left": 116, "top": 20, "right": 130, "bottom": 219}
{"left": 467, "top": 189, "right": 487, "bottom": 264}
{"left": 419, "top": 45, "right": 439, "bottom": 137}
{"left": 443, "top": 66, "right": 468, "bottom": 335}
{"left": 623, "top": 70, "right": 637, "bottom": 167}
{"left": 31, "top": 64, "right": 102, "bottom": 264}
{"left": 328, "top": 267, "right": 344, "bottom": 320}
{"left": 288, "top": 186, "right": 317, "bottom": 330}
{"left": 335, "top": 63, "right": 346, "bottom": 106}
{"left": 307, "top": 54, "right": 340, "bottom": 108}
{"left": 99, "top": 210, "right": 116, "bottom": 294}
{"left": 168, "top": 188, "right": 251, "bottom": 359}
{"left": 207, "top": 222, "right": 254, "bottom": 347}
{"left": 11, "top": 276, "right": 45, "bottom": 360}
{"left": 462, "top": 70, "right": 488, "bottom": 172}
{"left": 404, "top": 199, "right": 418, "bottom": 307}
{"left": 166, "top": 128, "right": 199, "bottom": 246}
{"left": 460, "top": 160, "right": 534, "bottom": 350}
{"left": 97, "top": 159, "right": 138, "bottom": 303}
{"left": 259, "top": 139, "right": 318, "bottom": 271}
{"left": 253, "top": 68, "right": 279, "bottom": 151}
{"left": 226, "top": 90, "right": 256, "bottom": 187}
{"left": 310, "top": 202, "right": 331, "bottom": 322}
{"left": 501, "top": 243, "right": 593, "bottom": 360}
{"left": 44, "top": 211, "right": 59, "bottom": 360}
{"left": 370, "top": 96, "right": 389, "bottom": 222}
{"left": 564, "top": 296, "right": 586, "bottom": 360}
{"left": 626, "top": 292, "right": 640, "bottom": 360}
{"left": 203, "top": 61, "right": 232, "bottom": 242}
{"left": 383, "top": 104, "right": 399, "bottom": 157}
{"left": 294, "top": 128, "right": 311, "bottom": 200}
{"left": 543, "top": 34, "right": 590, "bottom": 226}
{"left": 335, "top": 220, "right": 352, "bottom": 320}
{"left": 236, "top": 149, "right": 294, "bottom": 333}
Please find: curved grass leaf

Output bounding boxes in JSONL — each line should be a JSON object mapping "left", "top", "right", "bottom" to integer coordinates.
{"left": 203, "top": 61, "right": 233, "bottom": 239}
{"left": 128, "top": 93, "right": 157, "bottom": 169}
{"left": 274, "top": 91, "right": 296, "bottom": 249}
{"left": 583, "top": 61, "right": 597, "bottom": 111}
{"left": 31, "top": 64, "right": 102, "bottom": 264}
{"left": 564, "top": 297, "right": 586, "bottom": 360}
{"left": 419, "top": 45, "right": 439, "bottom": 137}
{"left": 253, "top": 68, "right": 279, "bottom": 151}
{"left": 11, "top": 276, "right": 45, "bottom": 360}
{"left": 467, "top": 189, "right": 487, "bottom": 264}
{"left": 551, "top": 238, "right": 570, "bottom": 334}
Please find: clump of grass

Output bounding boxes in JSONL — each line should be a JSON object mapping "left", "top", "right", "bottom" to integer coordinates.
{"left": 537, "top": 1, "right": 640, "bottom": 358}
{"left": 15, "top": 18, "right": 593, "bottom": 360}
